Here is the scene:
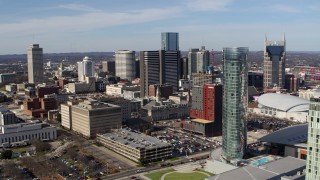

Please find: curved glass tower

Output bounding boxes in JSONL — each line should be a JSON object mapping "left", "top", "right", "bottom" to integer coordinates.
{"left": 222, "top": 47, "right": 248, "bottom": 161}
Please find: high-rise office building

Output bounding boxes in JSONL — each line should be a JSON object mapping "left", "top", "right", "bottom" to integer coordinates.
{"left": 180, "top": 57, "right": 188, "bottom": 79}
{"left": 140, "top": 50, "right": 180, "bottom": 97}
{"left": 78, "top": 56, "right": 95, "bottom": 82}
{"left": 306, "top": 97, "right": 320, "bottom": 180}
{"left": 115, "top": 50, "right": 136, "bottom": 81}
{"left": 188, "top": 48, "right": 199, "bottom": 78}
{"left": 188, "top": 46, "right": 210, "bottom": 79}
{"left": 161, "top": 32, "right": 179, "bottom": 51}
{"left": 27, "top": 44, "right": 43, "bottom": 84}
{"left": 102, "top": 61, "right": 115, "bottom": 74}
{"left": 263, "top": 34, "right": 286, "bottom": 89}
{"left": 222, "top": 47, "right": 248, "bottom": 161}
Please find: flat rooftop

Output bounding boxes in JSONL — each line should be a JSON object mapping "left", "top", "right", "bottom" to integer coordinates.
{"left": 209, "top": 156, "right": 306, "bottom": 180}
{"left": 192, "top": 119, "right": 213, "bottom": 124}
{"left": 99, "top": 129, "right": 171, "bottom": 149}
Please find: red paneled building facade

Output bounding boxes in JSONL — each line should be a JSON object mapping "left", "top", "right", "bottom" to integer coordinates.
{"left": 184, "top": 84, "right": 223, "bottom": 136}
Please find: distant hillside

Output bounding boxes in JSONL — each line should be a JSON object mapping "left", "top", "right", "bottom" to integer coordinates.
{"left": 0, "top": 52, "right": 115, "bottom": 63}
{"left": 0, "top": 51, "right": 319, "bottom": 67}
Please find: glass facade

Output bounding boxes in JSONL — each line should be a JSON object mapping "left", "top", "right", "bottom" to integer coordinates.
{"left": 222, "top": 47, "right": 248, "bottom": 161}
{"left": 161, "top": 32, "right": 179, "bottom": 51}
{"left": 306, "top": 98, "right": 320, "bottom": 180}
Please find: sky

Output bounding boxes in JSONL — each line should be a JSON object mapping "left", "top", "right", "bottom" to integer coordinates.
{"left": 0, "top": 0, "right": 319, "bottom": 54}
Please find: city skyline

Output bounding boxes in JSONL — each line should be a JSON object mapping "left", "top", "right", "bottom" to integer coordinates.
{"left": 0, "top": 0, "right": 319, "bottom": 54}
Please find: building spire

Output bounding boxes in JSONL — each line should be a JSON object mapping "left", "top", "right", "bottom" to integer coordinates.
{"left": 264, "top": 33, "right": 267, "bottom": 42}
{"left": 283, "top": 32, "right": 286, "bottom": 41}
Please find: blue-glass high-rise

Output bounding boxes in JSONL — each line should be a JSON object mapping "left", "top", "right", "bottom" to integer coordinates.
{"left": 222, "top": 47, "right": 248, "bottom": 161}
{"left": 161, "top": 32, "right": 179, "bottom": 51}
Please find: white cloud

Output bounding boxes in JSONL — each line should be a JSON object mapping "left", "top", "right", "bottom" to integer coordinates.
{"left": 0, "top": 6, "right": 182, "bottom": 35}
{"left": 186, "top": 0, "right": 233, "bottom": 11}
{"left": 57, "top": 4, "right": 102, "bottom": 12}
{"left": 271, "top": 5, "right": 300, "bottom": 13}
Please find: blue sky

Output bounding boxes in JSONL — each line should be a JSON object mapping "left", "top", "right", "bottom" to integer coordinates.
{"left": 0, "top": 0, "right": 319, "bottom": 54}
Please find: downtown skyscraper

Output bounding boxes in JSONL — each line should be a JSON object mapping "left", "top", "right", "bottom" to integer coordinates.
{"left": 222, "top": 47, "right": 248, "bottom": 161}
{"left": 139, "top": 50, "right": 180, "bottom": 97}
{"left": 77, "top": 56, "right": 95, "bottom": 82}
{"left": 306, "top": 97, "right": 320, "bottom": 180}
{"left": 161, "top": 32, "right": 179, "bottom": 51}
{"left": 188, "top": 46, "right": 210, "bottom": 79}
{"left": 263, "top": 34, "right": 286, "bottom": 90}
{"left": 27, "top": 44, "right": 43, "bottom": 84}
{"left": 115, "top": 50, "right": 136, "bottom": 81}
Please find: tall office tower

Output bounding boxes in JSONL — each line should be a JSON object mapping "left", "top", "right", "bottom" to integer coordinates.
{"left": 263, "top": 34, "right": 286, "bottom": 89}
{"left": 77, "top": 56, "right": 95, "bottom": 82}
{"left": 188, "top": 46, "right": 210, "bottom": 79}
{"left": 140, "top": 50, "right": 180, "bottom": 97}
{"left": 306, "top": 97, "right": 320, "bottom": 180}
{"left": 27, "top": 44, "right": 43, "bottom": 84}
{"left": 188, "top": 48, "right": 199, "bottom": 78}
{"left": 135, "top": 60, "right": 140, "bottom": 78}
{"left": 180, "top": 57, "right": 188, "bottom": 79}
{"left": 222, "top": 47, "right": 248, "bottom": 161}
{"left": 115, "top": 50, "right": 136, "bottom": 81}
{"left": 161, "top": 32, "right": 179, "bottom": 51}
{"left": 102, "top": 60, "right": 115, "bottom": 74}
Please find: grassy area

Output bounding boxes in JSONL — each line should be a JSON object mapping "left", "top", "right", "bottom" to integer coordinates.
{"left": 196, "top": 169, "right": 214, "bottom": 176}
{"left": 164, "top": 172, "right": 209, "bottom": 180}
{"left": 12, "top": 147, "right": 32, "bottom": 153}
{"left": 144, "top": 168, "right": 175, "bottom": 180}
{"left": 168, "top": 157, "right": 180, "bottom": 161}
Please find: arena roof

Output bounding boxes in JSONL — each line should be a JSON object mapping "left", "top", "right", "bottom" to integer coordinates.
{"left": 259, "top": 124, "right": 308, "bottom": 146}
{"left": 209, "top": 156, "right": 306, "bottom": 180}
{"left": 258, "top": 93, "right": 310, "bottom": 112}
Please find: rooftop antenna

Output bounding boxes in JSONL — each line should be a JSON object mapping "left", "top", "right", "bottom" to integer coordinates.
{"left": 264, "top": 33, "right": 267, "bottom": 42}
{"left": 283, "top": 32, "right": 286, "bottom": 41}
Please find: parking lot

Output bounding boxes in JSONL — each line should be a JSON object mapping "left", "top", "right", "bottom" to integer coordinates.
{"left": 153, "top": 127, "right": 221, "bottom": 157}
{"left": 83, "top": 144, "right": 137, "bottom": 171}
{"left": 247, "top": 116, "right": 303, "bottom": 132}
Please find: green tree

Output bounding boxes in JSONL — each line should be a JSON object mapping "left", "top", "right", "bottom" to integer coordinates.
{"left": 0, "top": 150, "right": 12, "bottom": 159}
{"left": 31, "top": 140, "right": 51, "bottom": 152}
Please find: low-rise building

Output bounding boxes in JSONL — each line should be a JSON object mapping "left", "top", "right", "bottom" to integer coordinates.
{"left": 182, "top": 119, "right": 215, "bottom": 137}
{"left": 71, "top": 100, "right": 122, "bottom": 138}
{"left": 123, "top": 90, "right": 140, "bottom": 100}
{"left": 148, "top": 84, "right": 173, "bottom": 99}
{"left": 141, "top": 100, "right": 189, "bottom": 121}
{"left": 5, "top": 83, "right": 17, "bottom": 93}
{"left": 37, "top": 85, "right": 59, "bottom": 98}
{"left": 179, "top": 79, "right": 193, "bottom": 91}
{"left": 67, "top": 82, "right": 96, "bottom": 94}
{"left": 17, "top": 83, "right": 35, "bottom": 92}
{"left": 0, "top": 73, "right": 15, "bottom": 84}
{"left": 0, "top": 107, "right": 57, "bottom": 146}
{"left": 97, "top": 128, "right": 172, "bottom": 162}
{"left": 106, "top": 84, "right": 140, "bottom": 97}
{"left": 23, "top": 97, "right": 57, "bottom": 118}
{"left": 208, "top": 156, "right": 306, "bottom": 180}
{"left": 299, "top": 88, "right": 320, "bottom": 100}
{"left": 0, "top": 122, "right": 57, "bottom": 146}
